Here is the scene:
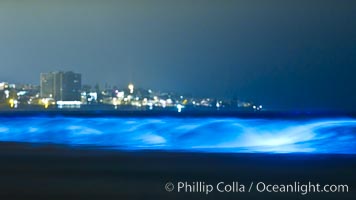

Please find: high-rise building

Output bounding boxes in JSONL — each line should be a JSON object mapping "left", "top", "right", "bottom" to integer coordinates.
{"left": 40, "top": 71, "right": 81, "bottom": 101}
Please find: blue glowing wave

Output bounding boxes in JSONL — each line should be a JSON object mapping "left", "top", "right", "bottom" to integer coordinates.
{"left": 0, "top": 117, "right": 355, "bottom": 154}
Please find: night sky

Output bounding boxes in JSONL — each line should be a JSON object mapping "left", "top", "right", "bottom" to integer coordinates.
{"left": 0, "top": 0, "right": 355, "bottom": 110}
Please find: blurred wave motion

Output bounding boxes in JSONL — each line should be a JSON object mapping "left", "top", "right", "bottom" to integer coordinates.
{"left": 0, "top": 117, "right": 355, "bottom": 154}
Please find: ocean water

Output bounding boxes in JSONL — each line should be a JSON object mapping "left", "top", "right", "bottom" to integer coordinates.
{"left": 0, "top": 116, "right": 355, "bottom": 154}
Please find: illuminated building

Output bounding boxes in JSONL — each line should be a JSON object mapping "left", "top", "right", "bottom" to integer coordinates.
{"left": 40, "top": 71, "right": 81, "bottom": 101}
{"left": 0, "top": 82, "right": 9, "bottom": 90}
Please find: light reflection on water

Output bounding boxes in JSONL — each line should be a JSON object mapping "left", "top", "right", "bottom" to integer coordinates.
{"left": 0, "top": 117, "right": 355, "bottom": 154}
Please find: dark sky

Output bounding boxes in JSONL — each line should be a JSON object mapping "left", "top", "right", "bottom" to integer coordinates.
{"left": 0, "top": 0, "right": 355, "bottom": 110}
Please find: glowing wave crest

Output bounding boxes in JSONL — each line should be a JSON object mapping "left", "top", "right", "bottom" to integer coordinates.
{"left": 0, "top": 117, "right": 355, "bottom": 154}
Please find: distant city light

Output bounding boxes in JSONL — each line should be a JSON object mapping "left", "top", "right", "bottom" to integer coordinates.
{"left": 56, "top": 101, "right": 81, "bottom": 109}
{"left": 9, "top": 99, "right": 15, "bottom": 108}
{"left": 148, "top": 102, "right": 153, "bottom": 110}
{"left": 0, "top": 82, "right": 7, "bottom": 90}
{"left": 166, "top": 99, "right": 173, "bottom": 105}
{"left": 117, "top": 91, "right": 124, "bottom": 98}
{"left": 128, "top": 83, "right": 134, "bottom": 94}
{"left": 159, "top": 99, "right": 166, "bottom": 108}
{"left": 41, "top": 98, "right": 50, "bottom": 109}
{"left": 4, "top": 90, "right": 9, "bottom": 98}
{"left": 176, "top": 104, "right": 184, "bottom": 112}
{"left": 17, "top": 91, "right": 27, "bottom": 96}
{"left": 0, "top": 73, "right": 258, "bottom": 111}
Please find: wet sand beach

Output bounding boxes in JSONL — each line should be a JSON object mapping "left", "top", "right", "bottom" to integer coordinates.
{"left": 0, "top": 142, "right": 355, "bottom": 200}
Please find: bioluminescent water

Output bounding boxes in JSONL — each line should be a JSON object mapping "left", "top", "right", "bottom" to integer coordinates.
{"left": 0, "top": 117, "right": 355, "bottom": 154}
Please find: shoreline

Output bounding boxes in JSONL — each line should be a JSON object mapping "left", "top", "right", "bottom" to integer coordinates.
{"left": 0, "top": 142, "right": 355, "bottom": 199}
{"left": 0, "top": 109, "right": 355, "bottom": 119}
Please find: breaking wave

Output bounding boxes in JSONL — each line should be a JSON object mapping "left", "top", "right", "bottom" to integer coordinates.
{"left": 0, "top": 117, "right": 355, "bottom": 154}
